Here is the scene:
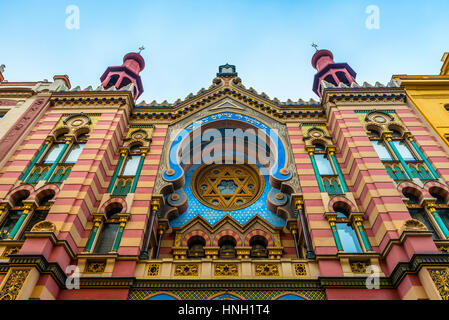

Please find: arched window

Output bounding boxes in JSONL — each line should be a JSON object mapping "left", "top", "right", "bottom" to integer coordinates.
{"left": 250, "top": 236, "right": 268, "bottom": 258}
{"left": 26, "top": 130, "right": 88, "bottom": 184}
{"left": 218, "top": 236, "right": 236, "bottom": 259}
{"left": 367, "top": 127, "right": 434, "bottom": 181}
{"left": 0, "top": 193, "right": 29, "bottom": 239}
{"left": 430, "top": 190, "right": 446, "bottom": 204}
{"left": 105, "top": 74, "right": 119, "bottom": 89}
{"left": 187, "top": 236, "right": 206, "bottom": 258}
{"left": 429, "top": 189, "right": 449, "bottom": 235}
{"left": 333, "top": 207, "right": 363, "bottom": 253}
{"left": 93, "top": 207, "right": 121, "bottom": 254}
{"left": 403, "top": 191, "right": 439, "bottom": 240}
{"left": 111, "top": 144, "right": 146, "bottom": 196}
{"left": 309, "top": 142, "right": 347, "bottom": 195}
{"left": 20, "top": 192, "right": 54, "bottom": 240}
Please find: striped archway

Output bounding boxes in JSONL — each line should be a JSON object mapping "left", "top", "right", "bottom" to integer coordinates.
{"left": 182, "top": 230, "right": 212, "bottom": 247}
{"left": 213, "top": 229, "right": 242, "bottom": 247}
{"left": 244, "top": 229, "right": 274, "bottom": 247}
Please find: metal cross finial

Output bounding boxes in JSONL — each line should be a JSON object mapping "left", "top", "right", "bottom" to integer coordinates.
{"left": 138, "top": 46, "right": 145, "bottom": 54}
{"left": 311, "top": 43, "right": 319, "bottom": 51}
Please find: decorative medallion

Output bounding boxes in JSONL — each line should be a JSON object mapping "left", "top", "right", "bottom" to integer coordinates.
{"left": 85, "top": 261, "right": 106, "bottom": 273}
{"left": 294, "top": 263, "right": 307, "bottom": 276}
{"left": 428, "top": 268, "right": 449, "bottom": 300}
{"left": 350, "top": 261, "right": 369, "bottom": 273}
{"left": 174, "top": 264, "right": 199, "bottom": 276}
{"left": 214, "top": 263, "right": 239, "bottom": 276}
{"left": 191, "top": 164, "right": 264, "bottom": 211}
{"left": 147, "top": 264, "right": 161, "bottom": 277}
{"left": 255, "top": 263, "right": 279, "bottom": 276}
{"left": 30, "top": 220, "right": 56, "bottom": 233}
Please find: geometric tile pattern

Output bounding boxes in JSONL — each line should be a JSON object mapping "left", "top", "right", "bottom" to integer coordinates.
{"left": 128, "top": 289, "right": 326, "bottom": 300}
{"left": 169, "top": 164, "right": 286, "bottom": 228}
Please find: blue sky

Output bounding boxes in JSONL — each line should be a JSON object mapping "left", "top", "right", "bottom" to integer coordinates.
{"left": 0, "top": 0, "right": 448, "bottom": 103}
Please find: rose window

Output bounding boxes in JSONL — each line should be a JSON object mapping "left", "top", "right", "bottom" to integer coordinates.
{"left": 191, "top": 164, "right": 264, "bottom": 210}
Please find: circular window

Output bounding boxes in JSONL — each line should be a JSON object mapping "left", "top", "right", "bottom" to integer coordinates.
{"left": 191, "top": 164, "right": 264, "bottom": 211}
{"left": 373, "top": 115, "right": 387, "bottom": 123}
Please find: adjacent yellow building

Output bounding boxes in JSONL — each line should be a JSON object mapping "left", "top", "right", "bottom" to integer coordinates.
{"left": 394, "top": 52, "right": 449, "bottom": 147}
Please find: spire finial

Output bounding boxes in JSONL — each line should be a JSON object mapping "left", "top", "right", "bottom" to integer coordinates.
{"left": 138, "top": 46, "right": 145, "bottom": 54}
{"left": 311, "top": 43, "right": 319, "bottom": 51}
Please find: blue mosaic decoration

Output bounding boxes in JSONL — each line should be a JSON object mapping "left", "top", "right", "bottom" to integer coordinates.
{"left": 169, "top": 164, "right": 286, "bottom": 228}
{"left": 163, "top": 112, "right": 291, "bottom": 182}
{"left": 276, "top": 294, "right": 305, "bottom": 300}
{"left": 212, "top": 293, "right": 241, "bottom": 300}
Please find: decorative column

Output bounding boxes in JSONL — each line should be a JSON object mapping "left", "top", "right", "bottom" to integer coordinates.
{"left": 425, "top": 201, "right": 449, "bottom": 238}
{"left": 328, "top": 147, "right": 349, "bottom": 192}
{"left": 384, "top": 133, "right": 413, "bottom": 179}
{"left": 325, "top": 212, "right": 343, "bottom": 251}
{"left": 154, "top": 220, "right": 168, "bottom": 259}
{"left": 139, "top": 197, "right": 162, "bottom": 259}
{"left": 130, "top": 147, "right": 149, "bottom": 193}
{"left": 350, "top": 213, "right": 372, "bottom": 251}
{"left": 294, "top": 197, "right": 315, "bottom": 259}
{"left": 8, "top": 203, "right": 34, "bottom": 239}
{"left": 44, "top": 136, "right": 74, "bottom": 181}
{"left": 405, "top": 133, "right": 440, "bottom": 179}
{"left": 287, "top": 222, "right": 301, "bottom": 259}
{"left": 112, "top": 215, "right": 129, "bottom": 252}
{"left": 85, "top": 216, "right": 104, "bottom": 252}
{"left": 21, "top": 137, "right": 53, "bottom": 181}
{"left": 306, "top": 146, "right": 325, "bottom": 192}
{"left": 107, "top": 148, "right": 128, "bottom": 193}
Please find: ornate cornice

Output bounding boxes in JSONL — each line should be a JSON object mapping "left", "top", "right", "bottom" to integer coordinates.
{"left": 0, "top": 253, "right": 447, "bottom": 292}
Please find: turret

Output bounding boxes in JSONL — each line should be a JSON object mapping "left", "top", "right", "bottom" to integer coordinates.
{"left": 100, "top": 52, "right": 145, "bottom": 100}
{"left": 311, "top": 49, "right": 357, "bottom": 97}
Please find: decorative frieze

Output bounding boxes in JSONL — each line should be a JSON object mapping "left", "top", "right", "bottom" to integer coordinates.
{"left": 174, "top": 264, "right": 199, "bottom": 277}
{"left": 428, "top": 268, "right": 449, "bottom": 300}
{"left": 214, "top": 263, "right": 238, "bottom": 276}
{"left": 255, "top": 263, "right": 279, "bottom": 277}
{"left": 147, "top": 264, "right": 160, "bottom": 277}
{"left": 0, "top": 268, "right": 31, "bottom": 300}
{"left": 294, "top": 263, "right": 307, "bottom": 277}
{"left": 85, "top": 261, "right": 106, "bottom": 273}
